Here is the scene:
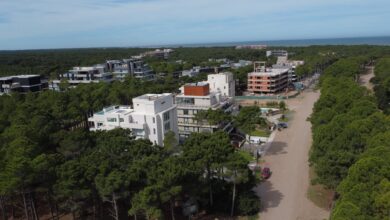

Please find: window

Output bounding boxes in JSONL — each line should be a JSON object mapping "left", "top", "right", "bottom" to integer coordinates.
{"left": 152, "top": 117, "right": 155, "bottom": 123}
{"left": 107, "top": 118, "right": 117, "bottom": 122}
{"left": 119, "top": 118, "right": 124, "bottom": 122}
{"left": 184, "top": 126, "right": 189, "bottom": 131}
{"left": 164, "top": 122, "right": 170, "bottom": 131}
{"left": 176, "top": 97, "right": 195, "bottom": 105}
{"left": 163, "top": 112, "right": 170, "bottom": 121}
{"left": 183, "top": 109, "right": 189, "bottom": 115}
{"left": 153, "top": 128, "right": 156, "bottom": 134}
{"left": 97, "top": 122, "right": 103, "bottom": 127}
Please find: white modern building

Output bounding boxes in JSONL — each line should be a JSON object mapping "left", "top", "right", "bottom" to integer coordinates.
{"left": 207, "top": 72, "right": 235, "bottom": 97}
{"left": 231, "top": 60, "right": 253, "bottom": 69}
{"left": 88, "top": 93, "right": 178, "bottom": 146}
{"left": 175, "top": 83, "right": 234, "bottom": 142}
{"left": 49, "top": 65, "right": 114, "bottom": 90}
{"left": 266, "top": 50, "right": 288, "bottom": 57}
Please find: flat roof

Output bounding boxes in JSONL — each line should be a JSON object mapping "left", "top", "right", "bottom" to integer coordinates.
{"left": 0, "top": 74, "right": 40, "bottom": 80}
{"left": 185, "top": 82, "right": 209, "bottom": 86}
{"left": 134, "top": 93, "right": 171, "bottom": 101}
{"left": 96, "top": 105, "right": 133, "bottom": 115}
{"left": 248, "top": 68, "right": 289, "bottom": 77}
{"left": 176, "top": 91, "right": 218, "bottom": 98}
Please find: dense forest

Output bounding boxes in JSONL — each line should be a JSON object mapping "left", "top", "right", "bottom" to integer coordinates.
{"left": 309, "top": 56, "right": 390, "bottom": 219}
{"left": 372, "top": 58, "right": 390, "bottom": 113}
{"left": 1, "top": 45, "right": 390, "bottom": 219}
{"left": 0, "top": 73, "right": 262, "bottom": 219}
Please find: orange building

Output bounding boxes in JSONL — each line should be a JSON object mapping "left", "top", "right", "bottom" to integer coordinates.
{"left": 183, "top": 82, "right": 210, "bottom": 96}
{"left": 247, "top": 62, "right": 289, "bottom": 94}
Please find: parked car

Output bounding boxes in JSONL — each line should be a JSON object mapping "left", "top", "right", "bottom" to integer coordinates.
{"left": 261, "top": 167, "right": 271, "bottom": 179}
{"left": 277, "top": 122, "right": 288, "bottom": 129}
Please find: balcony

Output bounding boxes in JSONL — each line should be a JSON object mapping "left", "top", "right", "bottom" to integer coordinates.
{"left": 121, "top": 122, "right": 145, "bottom": 130}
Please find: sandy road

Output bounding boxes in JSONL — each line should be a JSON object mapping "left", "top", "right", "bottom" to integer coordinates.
{"left": 255, "top": 90, "right": 329, "bottom": 220}
{"left": 359, "top": 66, "right": 374, "bottom": 91}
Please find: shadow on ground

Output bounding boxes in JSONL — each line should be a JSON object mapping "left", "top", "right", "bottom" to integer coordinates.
{"left": 265, "top": 141, "right": 287, "bottom": 155}
{"left": 257, "top": 180, "right": 284, "bottom": 212}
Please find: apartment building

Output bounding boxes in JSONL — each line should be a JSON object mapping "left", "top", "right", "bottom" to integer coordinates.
{"left": 266, "top": 50, "right": 288, "bottom": 57}
{"left": 247, "top": 62, "right": 289, "bottom": 94}
{"left": 207, "top": 72, "right": 235, "bottom": 97}
{"left": 175, "top": 82, "right": 234, "bottom": 142}
{"left": 50, "top": 65, "right": 114, "bottom": 90}
{"left": 106, "top": 58, "right": 154, "bottom": 80}
{"left": 141, "top": 49, "right": 174, "bottom": 59}
{"left": 236, "top": 45, "right": 267, "bottom": 50}
{"left": 0, "top": 75, "right": 48, "bottom": 95}
{"left": 88, "top": 93, "right": 177, "bottom": 146}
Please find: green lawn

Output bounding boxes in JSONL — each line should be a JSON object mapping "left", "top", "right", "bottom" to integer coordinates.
{"left": 250, "top": 129, "right": 270, "bottom": 137}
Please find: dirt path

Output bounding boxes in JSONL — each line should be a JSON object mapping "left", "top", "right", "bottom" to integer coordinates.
{"left": 359, "top": 66, "right": 374, "bottom": 91}
{"left": 255, "top": 90, "right": 329, "bottom": 220}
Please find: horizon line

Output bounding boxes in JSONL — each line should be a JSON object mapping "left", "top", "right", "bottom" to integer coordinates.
{"left": 1, "top": 35, "right": 390, "bottom": 52}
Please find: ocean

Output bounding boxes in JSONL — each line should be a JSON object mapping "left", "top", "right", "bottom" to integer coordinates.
{"left": 162, "top": 36, "right": 390, "bottom": 48}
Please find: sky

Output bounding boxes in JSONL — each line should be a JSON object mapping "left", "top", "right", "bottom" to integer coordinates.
{"left": 0, "top": 0, "right": 389, "bottom": 50}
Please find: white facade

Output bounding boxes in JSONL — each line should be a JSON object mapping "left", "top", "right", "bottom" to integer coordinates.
{"left": 88, "top": 93, "right": 178, "bottom": 146}
{"left": 207, "top": 72, "right": 235, "bottom": 97}
{"left": 49, "top": 65, "right": 114, "bottom": 91}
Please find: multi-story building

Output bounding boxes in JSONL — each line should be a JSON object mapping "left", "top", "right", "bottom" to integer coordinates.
{"left": 273, "top": 60, "right": 305, "bottom": 83}
{"left": 231, "top": 60, "right": 253, "bottom": 69}
{"left": 247, "top": 62, "right": 289, "bottom": 94}
{"left": 88, "top": 93, "right": 177, "bottom": 146}
{"left": 207, "top": 72, "right": 235, "bottom": 97}
{"left": 0, "top": 75, "right": 48, "bottom": 95}
{"left": 141, "top": 49, "right": 174, "bottom": 59}
{"left": 50, "top": 65, "right": 114, "bottom": 90}
{"left": 106, "top": 59, "right": 154, "bottom": 80}
{"left": 175, "top": 82, "right": 234, "bottom": 142}
{"left": 124, "top": 58, "right": 154, "bottom": 80}
{"left": 236, "top": 45, "right": 267, "bottom": 50}
{"left": 266, "top": 50, "right": 288, "bottom": 57}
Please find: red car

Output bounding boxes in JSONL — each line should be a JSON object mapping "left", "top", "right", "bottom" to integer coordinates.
{"left": 261, "top": 167, "right": 271, "bottom": 179}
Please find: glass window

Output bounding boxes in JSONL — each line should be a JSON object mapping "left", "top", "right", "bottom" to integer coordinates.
{"left": 107, "top": 118, "right": 117, "bottom": 122}
{"left": 183, "top": 109, "right": 189, "bottom": 115}
{"left": 153, "top": 128, "right": 156, "bottom": 134}
{"left": 119, "top": 118, "right": 124, "bottom": 122}
{"left": 176, "top": 97, "right": 195, "bottom": 105}
{"left": 153, "top": 117, "right": 155, "bottom": 123}
{"left": 163, "top": 112, "right": 170, "bottom": 121}
{"left": 164, "top": 122, "right": 170, "bottom": 131}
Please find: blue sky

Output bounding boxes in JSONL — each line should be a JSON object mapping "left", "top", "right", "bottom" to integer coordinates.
{"left": 0, "top": 0, "right": 389, "bottom": 50}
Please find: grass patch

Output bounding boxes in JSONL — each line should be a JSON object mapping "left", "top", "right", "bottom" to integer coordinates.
{"left": 250, "top": 129, "right": 270, "bottom": 137}
{"left": 307, "top": 167, "right": 334, "bottom": 210}
{"left": 279, "top": 116, "right": 289, "bottom": 123}
{"left": 238, "top": 214, "right": 259, "bottom": 220}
